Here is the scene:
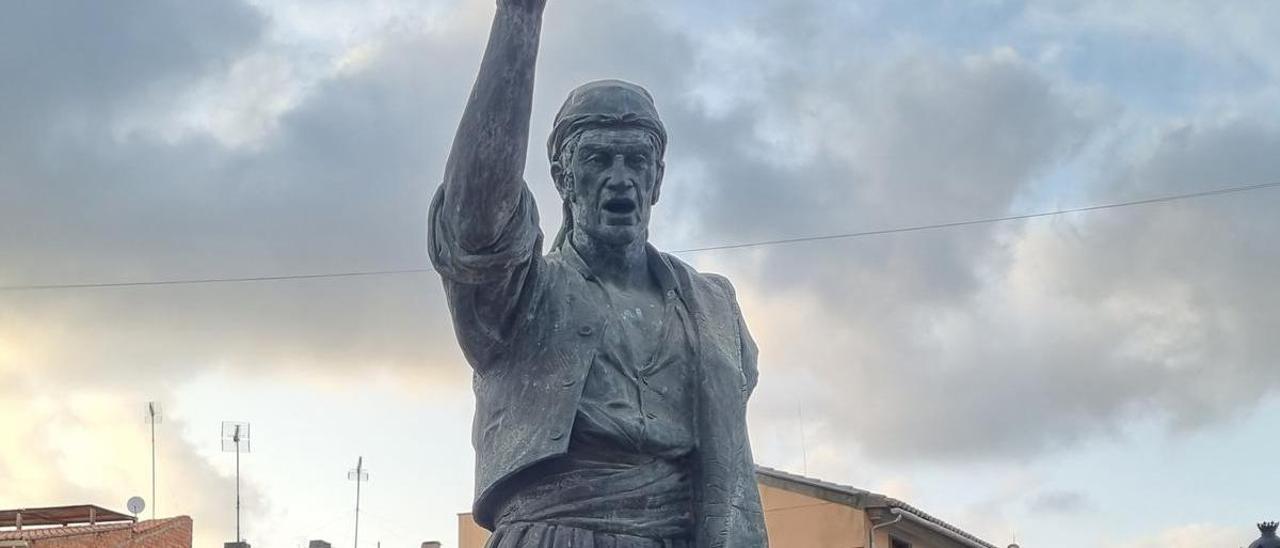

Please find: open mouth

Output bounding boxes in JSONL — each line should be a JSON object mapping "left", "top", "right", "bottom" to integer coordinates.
{"left": 602, "top": 197, "right": 637, "bottom": 215}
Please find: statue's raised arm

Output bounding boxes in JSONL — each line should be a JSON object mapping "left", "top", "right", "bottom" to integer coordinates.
{"left": 428, "top": 0, "right": 552, "bottom": 368}
{"left": 441, "top": 0, "right": 547, "bottom": 250}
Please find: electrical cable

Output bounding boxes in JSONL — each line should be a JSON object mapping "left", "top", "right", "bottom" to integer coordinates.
{"left": 1, "top": 180, "right": 1276, "bottom": 292}
{"left": 671, "top": 180, "right": 1280, "bottom": 253}
{"left": 0, "top": 268, "right": 433, "bottom": 291}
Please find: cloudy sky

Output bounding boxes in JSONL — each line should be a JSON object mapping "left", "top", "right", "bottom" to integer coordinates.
{"left": 2, "top": 0, "right": 1278, "bottom": 546}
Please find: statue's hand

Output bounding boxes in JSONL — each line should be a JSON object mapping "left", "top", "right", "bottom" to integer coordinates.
{"left": 499, "top": 0, "right": 547, "bottom": 13}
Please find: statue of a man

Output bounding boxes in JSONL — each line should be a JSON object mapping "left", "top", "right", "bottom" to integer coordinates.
{"left": 428, "top": 1, "right": 767, "bottom": 545}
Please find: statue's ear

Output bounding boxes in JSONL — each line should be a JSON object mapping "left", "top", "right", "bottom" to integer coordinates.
{"left": 651, "top": 159, "right": 666, "bottom": 205}
{"left": 551, "top": 161, "right": 573, "bottom": 202}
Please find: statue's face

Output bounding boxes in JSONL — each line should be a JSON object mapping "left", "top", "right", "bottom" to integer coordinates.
{"left": 558, "top": 126, "right": 665, "bottom": 247}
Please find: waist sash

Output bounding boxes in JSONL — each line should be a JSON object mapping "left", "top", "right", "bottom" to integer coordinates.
{"left": 494, "top": 453, "right": 692, "bottom": 540}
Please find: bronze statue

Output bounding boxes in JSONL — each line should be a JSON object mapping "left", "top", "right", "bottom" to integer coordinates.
{"left": 428, "top": 0, "right": 767, "bottom": 545}
{"left": 1251, "top": 522, "right": 1280, "bottom": 548}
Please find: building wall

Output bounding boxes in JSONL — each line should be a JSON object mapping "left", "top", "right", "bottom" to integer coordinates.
{"left": 457, "top": 485, "right": 975, "bottom": 548}
{"left": 29, "top": 517, "right": 192, "bottom": 548}
{"left": 457, "top": 485, "right": 873, "bottom": 548}
{"left": 759, "top": 483, "right": 869, "bottom": 548}
{"left": 132, "top": 517, "right": 193, "bottom": 548}
{"left": 874, "top": 525, "right": 938, "bottom": 548}
{"left": 458, "top": 514, "right": 490, "bottom": 548}
{"left": 871, "top": 517, "right": 973, "bottom": 548}
{"left": 32, "top": 528, "right": 131, "bottom": 548}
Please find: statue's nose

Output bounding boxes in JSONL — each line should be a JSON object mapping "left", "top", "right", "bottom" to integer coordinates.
{"left": 604, "top": 162, "right": 635, "bottom": 190}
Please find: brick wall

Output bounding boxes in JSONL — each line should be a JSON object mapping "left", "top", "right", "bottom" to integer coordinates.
{"left": 130, "top": 516, "right": 192, "bottom": 548}
{"left": 30, "top": 516, "right": 192, "bottom": 548}
{"left": 31, "top": 527, "right": 131, "bottom": 548}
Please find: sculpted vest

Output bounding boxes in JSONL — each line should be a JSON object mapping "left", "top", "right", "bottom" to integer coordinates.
{"left": 463, "top": 249, "right": 766, "bottom": 547}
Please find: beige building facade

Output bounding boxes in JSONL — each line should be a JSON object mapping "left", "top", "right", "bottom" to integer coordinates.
{"left": 458, "top": 467, "right": 999, "bottom": 548}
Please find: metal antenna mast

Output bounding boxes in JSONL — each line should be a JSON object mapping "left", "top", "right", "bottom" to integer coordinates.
{"left": 221, "top": 422, "right": 252, "bottom": 544}
{"left": 145, "top": 402, "right": 163, "bottom": 520}
{"left": 348, "top": 456, "right": 369, "bottom": 548}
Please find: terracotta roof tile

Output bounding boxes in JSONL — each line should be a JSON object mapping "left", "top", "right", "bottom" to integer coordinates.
{"left": 0, "top": 516, "right": 188, "bottom": 541}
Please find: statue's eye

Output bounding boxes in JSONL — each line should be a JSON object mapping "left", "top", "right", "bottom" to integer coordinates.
{"left": 587, "top": 153, "right": 609, "bottom": 166}
{"left": 627, "top": 154, "right": 648, "bottom": 167}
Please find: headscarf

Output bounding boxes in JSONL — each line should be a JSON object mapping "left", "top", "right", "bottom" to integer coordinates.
{"left": 547, "top": 80, "right": 668, "bottom": 250}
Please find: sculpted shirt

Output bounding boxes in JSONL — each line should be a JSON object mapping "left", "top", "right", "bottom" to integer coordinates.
{"left": 565, "top": 243, "right": 697, "bottom": 460}
{"left": 488, "top": 242, "right": 699, "bottom": 539}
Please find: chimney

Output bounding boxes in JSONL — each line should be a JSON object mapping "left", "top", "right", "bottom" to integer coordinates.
{"left": 421, "top": 542, "right": 442, "bottom": 548}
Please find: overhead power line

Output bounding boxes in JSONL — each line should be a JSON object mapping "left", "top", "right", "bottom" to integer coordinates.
{"left": 0, "top": 268, "right": 433, "bottom": 292}
{"left": 0, "top": 180, "right": 1276, "bottom": 292}
{"left": 672, "top": 180, "right": 1280, "bottom": 253}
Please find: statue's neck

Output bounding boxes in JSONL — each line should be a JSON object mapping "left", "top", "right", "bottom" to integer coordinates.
{"left": 571, "top": 233, "right": 651, "bottom": 289}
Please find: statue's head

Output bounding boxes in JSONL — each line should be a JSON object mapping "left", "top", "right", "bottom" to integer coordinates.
{"left": 548, "top": 80, "right": 667, "bottom": 250}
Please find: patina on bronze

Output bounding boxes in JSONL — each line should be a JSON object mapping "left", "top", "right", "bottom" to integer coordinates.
{"left": 428, "top": 0, "right": 767, "bottom": 546}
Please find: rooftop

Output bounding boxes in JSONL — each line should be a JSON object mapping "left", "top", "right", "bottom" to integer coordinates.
{"left": 0, "top": 505, "right": 134, "bottom": 529}
{"left": 756, "top": 466, "right": 999, "bottom": 548}
{"left": 0, "top": 516, "right": 188, "bottom": 542}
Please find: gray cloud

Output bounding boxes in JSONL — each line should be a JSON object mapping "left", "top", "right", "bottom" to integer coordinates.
{"left": 0, "top": 1, "right": 264, "bottom": 149}
{"left": 0, "top": 5, "right": 484, "bottom": 387}
{"left": 732, "top": 114, "right": 1280, "bottom": 461}
{"left": 626, "top": 2, "right": 1280, "bottom": 463}
{"left": 0, "top": 0, "right": 716, "bottom": 411}
{"left": 1027, "top": 490, "right": 1093, "bottom": 514}
{"left": 2, "top": 0, "right": 1279, "bottom": 476}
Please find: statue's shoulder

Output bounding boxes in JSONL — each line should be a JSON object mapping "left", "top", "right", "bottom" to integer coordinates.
{"left": 543, "top": 247, "right": 567, "bottom": 266}
{"left": 538, "top": 247, "right": 588, "bottom": 287}
{"left": 655, "top": 250, "right": 739, "bottom": 301}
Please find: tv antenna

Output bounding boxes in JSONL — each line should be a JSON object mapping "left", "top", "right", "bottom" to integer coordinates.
{"left": 348, "top": 456, "right": 369, "bottom": 548}
{"left": 144, "top": 401, "right": 162, "bottom": 520}
{"left": 221, "top": 421, "right": 251, "bottom": 544}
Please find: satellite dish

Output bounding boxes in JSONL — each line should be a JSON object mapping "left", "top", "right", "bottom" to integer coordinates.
{"left": 127, "top": 496, "right": 146, "bottom": 515}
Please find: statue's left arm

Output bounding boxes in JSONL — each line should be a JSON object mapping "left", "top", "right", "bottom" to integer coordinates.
{"left": 711, "top": 273, "right": 760, "bottom": 394}
{"left": 738, "top": 303, "right": 760, "bottom": 396}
